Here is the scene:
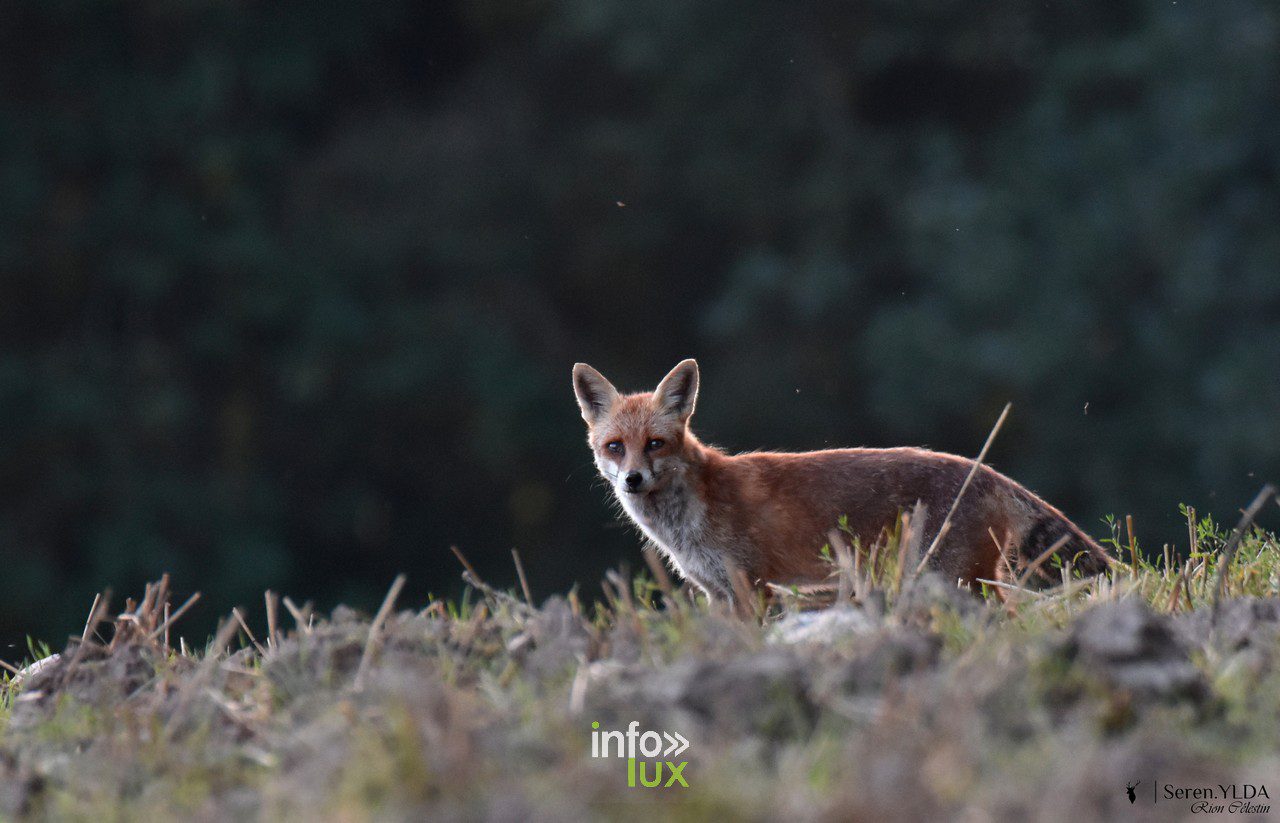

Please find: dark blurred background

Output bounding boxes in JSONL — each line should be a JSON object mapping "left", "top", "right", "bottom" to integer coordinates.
{"left": 2, "top": 0, "right": 1278, "bottom": 653}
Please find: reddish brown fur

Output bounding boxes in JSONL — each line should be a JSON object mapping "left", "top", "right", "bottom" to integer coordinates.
{"left": 574, "top": 359, "right": 1111, "bottom": 601}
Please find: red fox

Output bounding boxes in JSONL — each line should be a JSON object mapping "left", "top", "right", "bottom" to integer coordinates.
{"left": 573, "top": 359, "right": 1112, "bottom": 601}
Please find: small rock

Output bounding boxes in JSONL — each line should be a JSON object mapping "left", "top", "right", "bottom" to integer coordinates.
{"left": 768, "top": 607, "right": 876, "bottom": 645}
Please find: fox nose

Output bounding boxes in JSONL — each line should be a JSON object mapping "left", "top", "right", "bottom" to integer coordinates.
{"left": 625, "top": 471, "right": 643, "bottom": 490}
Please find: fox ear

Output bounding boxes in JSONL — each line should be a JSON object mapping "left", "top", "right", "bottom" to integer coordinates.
{"left": 573, "top": 363, "right": 618, "bottom": 425}
{"left": 654, "top": 359, "right": 699, "bottom": 422}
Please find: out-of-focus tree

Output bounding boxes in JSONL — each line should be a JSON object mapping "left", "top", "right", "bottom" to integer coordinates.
{"left": 1, "top": 0, "right": 1277, "bottom": 649}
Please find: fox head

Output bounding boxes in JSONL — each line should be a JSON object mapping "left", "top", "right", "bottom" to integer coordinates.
{"left": 572, "top": 359, "right": 699, "bottom": 498}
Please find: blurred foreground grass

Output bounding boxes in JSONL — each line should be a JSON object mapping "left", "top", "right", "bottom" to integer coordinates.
{"left": 2, "top": 500, "right": 1280, "bottom": 821}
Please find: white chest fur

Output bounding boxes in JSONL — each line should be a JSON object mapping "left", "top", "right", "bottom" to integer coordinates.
{"left": 615, "top": 480, "right": 731, "bottom": 599}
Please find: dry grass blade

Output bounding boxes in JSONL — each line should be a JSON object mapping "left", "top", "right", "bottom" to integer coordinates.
{"left": 827, "top": 528, "right": 855, "bottom": 604}
{"left": 975, "top": 578, "right": 1045, "bottom": 599}
{"left": 868, "top": 534, "right": 883, "bottom": 582}
{"left": 232, "top": 608, "right": 267, "bottom": 656}
{"left": 604, "top": 569, "right": 635, "bottom": 613}
{"left": 898, "top": 504, "right": 926, "bottom": 591}
{"left": 915, "top": 402, "right": 1011, "bottom": 576}
{"left": 511, "top": 548, "right": 534, "bottom": 607}
{"left": 1016, "top": 533, "right": 1073, "bottom": 589}
{"left": 729, "top": 565, "right": 758, "bottom": 621}
{"left": 641, "top": 545, "right": 677, "bottom": 603}
{"left": 281, "top": 596, "right": 313, "bottom": 634}
{"left": 1126, "top": 515, "right": 1139, "bottom": 579}
{"left": 462, "top": 570, "right": 533, "bottom": 615}
{"left": 455, "top": 544, "right": 532, "bottom": 613}
{"left": 852, "top": 531, "right": 864, "bottom": 594}
{"left": 1181, "top": 560, "right": 1195, "bottom": 610}
{"left": 80, "top": 592, "right": 102, "bottom": 643}
{"left": 1186, "top": 506, "right": 1199, "bottom": 557}
{"left": 166, "top": 617, "right": 241, "bottom": 736}
{"left": 352, "top": 574, "right": 408, "bottom": 692}
{"left": 990, "top": 527, "right": 1017, "bottom": 585}
{"left": 717, "top": 558, "right": 751, "bottom": 619}
{"left": 1166, "top": 568, "right": 1189, "bottom": 613}
{"left": 60, "top": 591, "right": 112, "bottom": 689}
{"left": 149, "top": 591, "right": 201, "bottom": 642}
{"left": 450, "top": 545, "right": 480, "bottom": 581}
{"left": 265, "top": 590, "right": 280, "bottom": 651}
{"left": 1211, "top": 484, "right": 1277, "bottom": 619}
{"left": 85, "top": 589, "right": 111, "bottom": 643}
{"left": 764, "top": 581, "right": 837, "bottom": 610}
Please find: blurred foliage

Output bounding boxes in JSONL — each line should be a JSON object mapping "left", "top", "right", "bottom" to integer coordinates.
{"left": 1, "top": 0, "right": 1278, "bottom": 648}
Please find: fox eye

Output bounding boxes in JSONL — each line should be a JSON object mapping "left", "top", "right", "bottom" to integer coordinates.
{"left": 605, "top": 441, "right": 624, "bottom": 455}
{"left": 646, "top": 438, "right": 665, "bottom": 451}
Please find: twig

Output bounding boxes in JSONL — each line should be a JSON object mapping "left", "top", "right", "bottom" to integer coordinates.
{"left": 148, "top": 591, "right": 201, "bottom": 642}
{"left": 60, "top": 591, "right": 111, "bottom": 689}
{"left": 81, "top": 592, "right": 102, "bottom": 643}
{"left": 898, "top": 503, "right": 926, "bottom": 591}
{"left": 462, "top": 571, "right": 533, "bottom": 615}
{"left": 511, "top": 548, "right": 534, "bottom": 608}
{"left": 231, "top": 607, "right": 267, "bottom": 656}
{"left": 265, "top": 590, "right": 280, "bottom": 651}
{"left": 86, "top": 589, "right": 111, "bottom": 643}
{"left": 764, "top": 581, "right": 838, "bottom": 605}
{"left": 1211, "top": 484, "right": 1277, "bottom": 619}
{"left": 450, "top": 545, "right": 480, "bottom": 581}
{"left": 353, "top": 574, "right": 407, "bottom": 692}
{"left": 915, "top": 403, "right": 1011, "bottom": 576}
{"left": 974, "top": 578, "right": 1045, "bottom": 599}
{"left": 281, "top": 596, "right": 313, "bottom": 634}
{"left": 1021, "top": 575, "right": 1108, "bottom": 614}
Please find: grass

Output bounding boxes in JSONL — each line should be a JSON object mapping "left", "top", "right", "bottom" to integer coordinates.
{"left": 1, "top": 501, "right": 1280, "bottom": 821}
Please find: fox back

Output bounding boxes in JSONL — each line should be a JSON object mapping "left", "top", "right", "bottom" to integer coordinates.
{"left": 573, "top": 359, "right": 1112, "bottom": 602}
